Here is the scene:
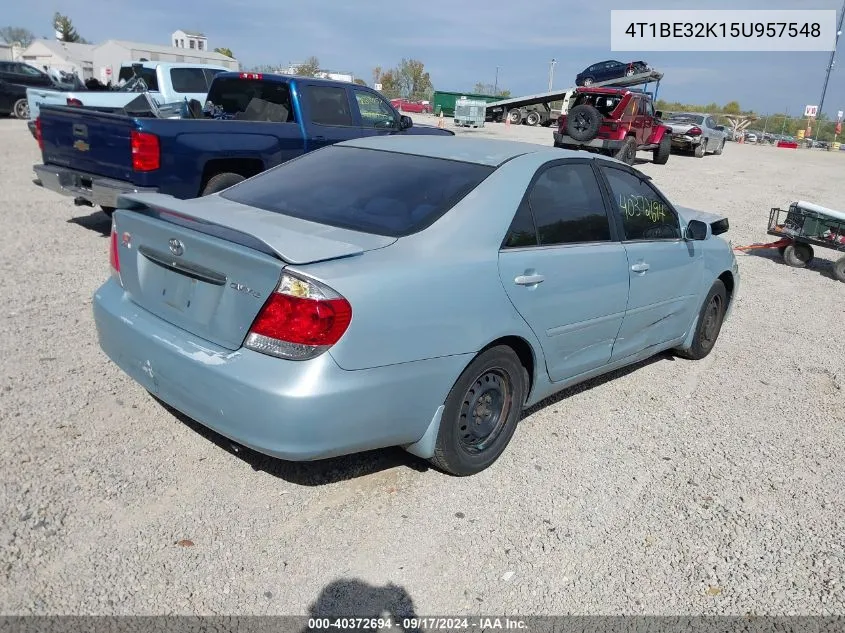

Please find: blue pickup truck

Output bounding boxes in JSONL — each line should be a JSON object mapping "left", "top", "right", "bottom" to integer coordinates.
{"left": 33, "top": 72, "right": 453, "bottom": 215}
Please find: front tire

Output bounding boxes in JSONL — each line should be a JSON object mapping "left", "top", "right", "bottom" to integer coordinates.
{"left": 713, "top": 138, "right": 725, "bottom": 155}
{"left": 653, "top": 134, "right": 671, "bottom": 165}
{"left": 675, "top": 280, "right": 727, "bottom": 360}
{"left": 526, "top": 111, "right": 541, "bottom": 126}
{"left": 430, "top": 346, "right": 527, "bottom": 476}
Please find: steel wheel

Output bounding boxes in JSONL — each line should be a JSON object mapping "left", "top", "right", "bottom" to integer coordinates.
{"left": 700, "top": 294, "right": 724, "bottom": 347}
{"left": 458, "top": 369, "right": 513, "bottom": 454}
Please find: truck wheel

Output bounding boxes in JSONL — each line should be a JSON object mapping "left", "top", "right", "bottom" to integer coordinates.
{"left": 507, "top": 109, "right": 522, "bottom": 125}
{"left": 526, "top": 111, "right": 541, "bottom": 126}
{"left": 782, "top": 243, "right": 813, "bottom": 268}
{"left": 653, "top": 134, "right": 671, "bottom": 165}
{"left": 833, "top": 256, "right": 845, "bottom": 283}
{"left": 565, "top": 104, "right": 602, "bottom": 142}
{"left": 202, "top": 172, "right": 246, "bottom": 196}
{"left": 614, "top": 137, "right": 637, "bottom": 165}
{"left": 694, "top": 140, "right": 706, "bottom": 158}
{"left": 13, "top": 98, "right": 29, "bottom": 119}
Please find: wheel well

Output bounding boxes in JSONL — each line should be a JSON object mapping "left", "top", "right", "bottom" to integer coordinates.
{"left": 200, "top": 158, "right": 265, "bottom": 193}
{"left": 718, "top": 270, "right": 735, "bottom": 304}
{"left": 479, "top": 336, "right": 536, "bottom": 401}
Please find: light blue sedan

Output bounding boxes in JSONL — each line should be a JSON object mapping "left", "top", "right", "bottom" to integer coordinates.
{"left": 93, "top": 136, "right": 739, "bottom": 476}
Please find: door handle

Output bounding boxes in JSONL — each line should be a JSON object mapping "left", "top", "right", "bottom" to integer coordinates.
{"left": 631, "top": 262, "right": 650, "bottom": 273}
{"left": 514, "top": 274, "right": 545, "bottom": 286}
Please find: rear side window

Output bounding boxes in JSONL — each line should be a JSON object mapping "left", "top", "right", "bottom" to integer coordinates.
{"left": 205, "top": 77, "right": 296, "bottom": 122}
{"left": 601, "top": 166, "right": 681, "bottom": 241}
{"left": 117, "top": 67, "right": 159, "bottom": 91}
{"left": 220, "top": 146, "right": 495, "bottom": 237}
{"left": 170, "top": 68, "right": 212, "bottom": 93}
{"left": 307, "top": 86, "right": 354, "bottom": 126}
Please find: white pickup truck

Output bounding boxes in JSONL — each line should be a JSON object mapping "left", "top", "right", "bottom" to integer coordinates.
{"left": 25, "top": 61, "right": 230, "bottom": 136}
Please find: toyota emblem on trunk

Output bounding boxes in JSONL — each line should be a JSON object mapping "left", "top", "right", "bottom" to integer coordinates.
{"left": 168, "top": 239, "right": 184, "bottom": 256}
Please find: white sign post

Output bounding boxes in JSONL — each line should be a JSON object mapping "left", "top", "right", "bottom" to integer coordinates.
{"left": 374, "top": 83, "right": 383, "bottom": 91}
{"left": 804, "top": 104, "right": 819, "bottom": 117}
{"left": 838, "top": 110, "right": 844, "bottom": 122}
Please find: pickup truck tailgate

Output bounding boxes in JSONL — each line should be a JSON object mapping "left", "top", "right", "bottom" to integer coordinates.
{"left": 39, "top": 106, "right": 138, "bottom": 182}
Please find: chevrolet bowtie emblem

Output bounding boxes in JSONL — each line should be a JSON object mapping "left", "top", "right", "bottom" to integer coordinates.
{"left": 73, "top": 139, "right": 90, "bottom": 152}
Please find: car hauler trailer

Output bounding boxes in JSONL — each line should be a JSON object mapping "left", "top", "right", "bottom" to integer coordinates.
{"left": 486, "top": 69, "right": 663, "bottom": 126}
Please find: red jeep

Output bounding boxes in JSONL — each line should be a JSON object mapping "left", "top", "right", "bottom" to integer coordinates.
{"left": 553, "top": 87, "right": 671, "bottom": 165}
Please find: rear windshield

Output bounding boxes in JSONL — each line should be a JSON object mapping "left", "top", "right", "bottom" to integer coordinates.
{"left": 573, "top": 93, "right": 622, "bottom": 117}
{"left": 204, "top": 77, "right": 296, "bottom": 122}
{"left": 118, "top": 66, "right": 159, "bottom": 91}
{"left": 220, "top": 146, "right": 495, "bottom": 237}
{"left": 668, "top": 114, "right": 705, "bottom": 124}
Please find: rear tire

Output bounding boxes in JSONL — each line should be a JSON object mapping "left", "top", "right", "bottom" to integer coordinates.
{"left": 201, "top": 172, "right": 246, "bottom": 196}
{"left": 674, "top": 280, "right": 727, "bottom": 360}
{"left": 653, "top": 134, "right": 671, "bottom": 165}
{"left": 783, "top": 243, "right": 813, "bottom": 267}
{"left": 13, "top": 98, "right": 29, "bottom": 119}
{"left": 430, "top": 346, "right": 527, "bottom": 477}
{"left": 614, "top": 137, "right": 637, "bottom": 165}
{"left": 526, "top": 111, "right": 541, "bottom": 126}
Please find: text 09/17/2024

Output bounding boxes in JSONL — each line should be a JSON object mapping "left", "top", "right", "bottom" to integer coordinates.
{"left": 610, "top": 9, "right": 838, "bottom": 52}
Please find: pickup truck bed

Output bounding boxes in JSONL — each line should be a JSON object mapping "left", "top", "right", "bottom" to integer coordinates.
{"left": 33, "top": 72, "right": 454, "bottom": 214}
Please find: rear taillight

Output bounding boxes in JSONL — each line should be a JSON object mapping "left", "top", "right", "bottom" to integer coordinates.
{"left": 66, "top": 97, "right": 82, "bottom": 106}
{"left": 240, "top": 72, "right": 262, "bottom": 80}
{"left": 109, "top": 222, "right": 122, "bottom": 285}
{"left": 245, "top": 273, "right": 352, "bottom": 361}
{"left": 687, "top": 127, "right": 702, "bottom": 136}
{"left": 130, "top": 130, "right": 160, "bottom": 171}
{"left": 35, "top": 117, "right": 43, "bottom": 150}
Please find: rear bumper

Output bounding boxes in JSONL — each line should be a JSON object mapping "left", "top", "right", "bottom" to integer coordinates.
{"left": 32, "top": 163, "right": 158, "bottom": 209}
{"left": 92, "top": 279, "right": 470, "bottom": 462}
{"left": 670, "top": 135, "right": 702, "bottom": 147}
{"left": 553, "top": 132, "right": 624, "bottom": 150}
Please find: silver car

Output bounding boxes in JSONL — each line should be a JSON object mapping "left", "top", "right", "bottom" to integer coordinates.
{"left": 665, "top": 112, "right": 728, "bottom": 158}
{"left": 93, "top": 136, "right": 739, "bottom": 476}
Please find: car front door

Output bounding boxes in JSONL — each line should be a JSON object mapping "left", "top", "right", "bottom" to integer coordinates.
{"left": 497, "top": 159, "right": 630, "bottom": 383}
{"left": 352, "top": 88, "right": 401, "bottom": 137}
{"left": 300, "top": 84, "right": 362, "bottom": 151}
{"left": 597, "top": 164, "right": 703, "bottom": 361}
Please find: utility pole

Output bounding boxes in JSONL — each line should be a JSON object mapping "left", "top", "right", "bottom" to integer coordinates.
{"left": 494, "top": 66, "right": 500, "bottom": 95}
{"left": 548, "top": 58, "right": 557, "bottom": 92}
{"left": 818, "top": 0, "right": 845, "bottom": 117}
{"left": 780, "top": 107, "right": 789, "bottom": 136}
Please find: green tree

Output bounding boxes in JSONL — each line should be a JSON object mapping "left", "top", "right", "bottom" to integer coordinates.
{"left": 353, "top": 78, "right": 367, "bottom": 86}
{"left": 396, "top": 58, "right": 432, "bottom": 101}
{"left": 0, "top": 26, "right": 35, "bottom": 47}
{"left": 723, "top": 101, "right": 742, "bottom": 115}
{"left": 53, "top": 13, "right": 87, "bottom": 43}
{"left": 473, "top": 82, "right": 509, "bottom": 97}
{"left": 377, "top": 69, "right": 402, "bottom": 99}
{"left": 293, "top": 56, "right": 320, "bottom": 77}
{"left": 214, "top": 47, "right": 234, "bottom": 58}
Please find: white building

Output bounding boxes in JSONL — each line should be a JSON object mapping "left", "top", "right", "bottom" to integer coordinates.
{"left": 0, "top": 43, "right": 12, "bottom": 61}
{"left": 18, "top": 39, "right": 96, "bottom": 79}
{"left": 171, "top": 30, "right": 208, "bottom": 52}
{"left": 92, "top": 39, "right": 239, "bottom": 84}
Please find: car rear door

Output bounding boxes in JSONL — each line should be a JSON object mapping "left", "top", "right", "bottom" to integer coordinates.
{"left": 497, "top": 158, "right": 630, "bottom": 383}
{"left": 299, "top": 83, "right": 362, "bottom": 151}
{"left": 596, "top": 164, "right": 703, "bottom": 361}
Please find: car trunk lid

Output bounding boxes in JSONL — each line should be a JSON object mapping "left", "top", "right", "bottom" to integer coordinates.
{"left": 112, "top": 193, "right": 395, "bottom": 350}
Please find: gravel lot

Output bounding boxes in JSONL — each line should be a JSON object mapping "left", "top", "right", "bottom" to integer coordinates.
{"left": 1, "top": 114, "right": 843, "bottom": 616}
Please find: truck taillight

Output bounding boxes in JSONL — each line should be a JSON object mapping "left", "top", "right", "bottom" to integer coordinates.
{"left": 66, "top": 98, "right": 82, "bottom": 106}
{"left": 240, "top": 72, "right": 262, "bottom": 80}
{"left": 688, "top": 127, "right": 703, "bottom": 136}
{"left": 130, "top": 130, "right": 160, "bottom": 171}
{"left": 109, "top": 221, "right": 122, "bottom": 285}
{"left": 245, "top": 273, "right": 352, "bottom": 361}
{"left": 35, "top": 117, "right": 43, "bottom": 150}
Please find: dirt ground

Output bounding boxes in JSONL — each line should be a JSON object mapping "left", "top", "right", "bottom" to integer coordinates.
{"left": 0, "top": 114, "right": 843, "bottom": 616}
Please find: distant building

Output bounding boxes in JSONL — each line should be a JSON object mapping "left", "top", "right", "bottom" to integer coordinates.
{"left": 284, "top": 63, "right": 354, "bottom": 83}
{"left": 92, "top": 39, "right": 239, "bottom": 84}
{"left": 0, "top": 43, "right": 12, "bottom": 61}
{"left": 171, "top": 30, "right": 208, "bottom": 52}
{"left": 19, "top": 39, "right": 95, "bottom": 79}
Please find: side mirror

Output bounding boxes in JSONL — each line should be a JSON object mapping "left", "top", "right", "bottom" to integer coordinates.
{"left": 400, "top": 114, "right": 413, "bottom": 130}
{"left": 685, "top": 219, "right": 708, "bottom": 241}
{"left": 655, "top": 110, "right": 663, "bottom": 118}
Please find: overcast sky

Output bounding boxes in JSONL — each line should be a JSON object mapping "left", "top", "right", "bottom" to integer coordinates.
{"left": 10, "top": 0, "right": 845, "bottom": 117}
